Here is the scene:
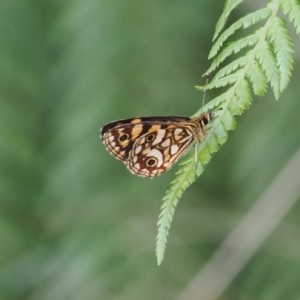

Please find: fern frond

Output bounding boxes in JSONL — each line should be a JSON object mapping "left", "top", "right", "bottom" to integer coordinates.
{"left": 157, "top": 0, "right": 300, "bottom": 264}
{"left": 228, "top": 95, "right": 243, "bottom": 115}
{"left": 192, "top": 91, "right": 229, "bottom": 113}
{"left": 220, "top": 106, "right": 237, "bottom": 131}
{"left": 246, "top": 59, "right": 268, "bottom": 95}
{"left": 256, "top": 41, "right": 281, "bottom": 99}
{"left": 213, "top": 57, "right": 248, "bottom": 81}
{"left": 281, "top": 0, "right": 300, "bottom": 36}
{"left": 267, "top": 17, "right": 294, "bottom": 91}
{"left": 205, "top": 73, "right": 241, "bottom": 90}
{"left": 206, "top": 31, "right": 261, "bottom": 75}
{"left": 210, "top": 8, "right": 272, "bottom": 58}
{"left": 214, "top": 0, "right": 244, "bottom": 40}
{"left": 234, "top": 79, "right": 253, "bottom": 112}
{"left": 221, "top": 80, "right": 253, "bottom": 115}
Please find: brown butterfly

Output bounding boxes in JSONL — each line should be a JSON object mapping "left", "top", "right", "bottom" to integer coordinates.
{"left": 100, "top": 112, "right": 212, "bottom": 178}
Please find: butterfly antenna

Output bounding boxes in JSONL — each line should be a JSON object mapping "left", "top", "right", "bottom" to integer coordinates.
{"left": 202, "top": 74, "right": 210, "bottom": 108}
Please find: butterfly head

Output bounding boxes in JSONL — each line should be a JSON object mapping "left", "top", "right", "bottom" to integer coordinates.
{"left": 192, "top": 110, "right": 213, "bottom": 128}
{"left": 199, "top": 110, "right": 212, "bottom": 126}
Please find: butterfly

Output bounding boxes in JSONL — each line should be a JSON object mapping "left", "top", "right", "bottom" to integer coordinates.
{"left": 100, "top": 112, "right": 212, "bottom": 178}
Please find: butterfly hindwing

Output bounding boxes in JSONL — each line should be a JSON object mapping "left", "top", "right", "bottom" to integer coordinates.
{"left": 127, "top": 124, "right": 197, "bottom": 177}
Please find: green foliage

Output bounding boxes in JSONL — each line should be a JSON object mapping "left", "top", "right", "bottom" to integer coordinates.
{"left": 157, "top": 0, "right": 300, "bottom": 265}
{"left": 2, "top": 1, "right": 300, "bottom": 299}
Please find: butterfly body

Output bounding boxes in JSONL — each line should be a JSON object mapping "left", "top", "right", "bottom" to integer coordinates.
{"left": 100, "top": 112, "right": 212, "bottom": 178}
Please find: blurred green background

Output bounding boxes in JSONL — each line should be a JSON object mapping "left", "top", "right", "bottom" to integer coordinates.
{"left": 1, "top": 0, "right": 300, "bottom": 299}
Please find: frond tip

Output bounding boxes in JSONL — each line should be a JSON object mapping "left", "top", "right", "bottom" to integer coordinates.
{"left": 156, "top": 108, "right": 231, "bottom": 265}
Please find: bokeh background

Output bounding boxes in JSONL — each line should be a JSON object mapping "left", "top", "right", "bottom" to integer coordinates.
{"left": 1, "top": 0, "right": 300, "bottom": 299}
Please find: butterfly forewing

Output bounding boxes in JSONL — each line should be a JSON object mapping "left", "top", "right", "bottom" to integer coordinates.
{"left": 101, "top": 121, "right": 143, "bottom": 161}
{"left": 101, "top": 117, "right": 190, "bottom": 161}
{"left": 100, "top": 113, "right": 212, "bottom": 178}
